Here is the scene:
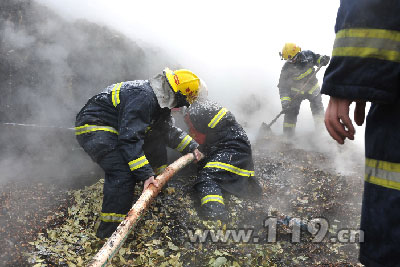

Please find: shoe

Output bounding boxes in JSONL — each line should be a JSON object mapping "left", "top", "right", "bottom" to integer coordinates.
{"left": 199, "top": 202, "right": 229, "bottom": 222}
{"left": 96, "top": 221, "right": 119, "bottom": 239}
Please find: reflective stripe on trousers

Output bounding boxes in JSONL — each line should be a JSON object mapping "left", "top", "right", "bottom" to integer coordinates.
{"left": 201, "top": 194, "right": 224, "bottom": 206}
{"left": 281, "top": 97, "right": 292, "bottom": 101}
{"left": 283, "top": 123, "right": 296, "bottom": 128}
{"left": 128, "top": 155, "right": 150, "bottom": 171}
{"left": 99, "top": 212, "right": 125, "bottom": 223}
{"left": 365, "top": 158, "right": 400, "bottom": 191}
{"left": 204, "top": 161, "right": 255, "bottom": 177}
{"left": 75, "top": 124, "right": 118, "bottom": 135}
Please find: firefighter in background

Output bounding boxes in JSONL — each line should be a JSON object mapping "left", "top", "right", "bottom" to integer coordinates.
{"left": 278, "top": 43, "right": 330, "bottom": 136}
{"left": 322, "top": 1, "right": 400, "bottom": 265}
{"left": 75, "top": 68, "right": 202, "bottom": 238}
{"left": 184, "top": 85, "right": 262, "bottom": 221}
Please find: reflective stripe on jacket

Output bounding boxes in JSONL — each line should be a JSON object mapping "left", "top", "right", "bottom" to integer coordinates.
{"left": 278, "top": 50, "right": 321, "bottom": 100}
{"left": 321, "top": 1, "right": 400, "bottom": 265}
{"left": 75, "top": 80, "right": 198, "bottom": 180}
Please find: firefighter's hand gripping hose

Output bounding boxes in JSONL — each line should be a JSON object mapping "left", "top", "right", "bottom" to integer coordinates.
{"left": 87, "top": 152, "right": 203, "bottom": 267}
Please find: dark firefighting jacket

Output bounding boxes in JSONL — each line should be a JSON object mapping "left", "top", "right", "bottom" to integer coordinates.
{"left": 321, "top": 1, "right": 400, "bottom": 266}
{"left": 184, "top": 99, "right": 261, "bottom": 198}
{"left": 75, "top": 80, "right": 198, "bottom": 181}
{"left": 278, "top": 50, "right": 324, "bottom": 107}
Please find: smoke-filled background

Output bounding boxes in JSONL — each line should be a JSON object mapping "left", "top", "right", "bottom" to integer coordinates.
{"left": 0, "top": 0, "right": 173, "bottom": 186}
{"left": 0, "top": 0, "right": 365, "bottom": 187}
{"left": 0, "top": 1, "right": 368, "bottom": 265}
{"left": 0, "top": 0, "right": 366, "bottom": 181}
{"left": 34, "top": 0, "right": 342, "bottom": 134}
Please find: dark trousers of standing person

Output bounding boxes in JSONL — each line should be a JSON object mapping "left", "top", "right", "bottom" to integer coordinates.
{"left": 283, "top": 93, "right": 324, "bottom": 136}
{"left": 77, "top": 130, "right": 167, "bottom": 239}
{"left": 359, "top": 101, "right": 400, "bottom": 266}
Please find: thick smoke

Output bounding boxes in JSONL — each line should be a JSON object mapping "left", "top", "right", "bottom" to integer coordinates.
{"left": 0, "top": 0, "right": 173, "bottom": 186}
{"left": 0, "top": 0, "right": 364, "bottom": 187}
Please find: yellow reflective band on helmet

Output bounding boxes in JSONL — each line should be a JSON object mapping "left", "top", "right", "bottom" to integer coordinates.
{"left": 293, "top": 68, "right": 313, "bottom": 80}
{"left": 129, "top": 155, "right": 149, "bottom": 171}
{"left": 280, "top": 97, "right": 292, "bottom": 101}
{"left": 201, "top": 195, "right": 224, "bottom": 206}
{"left": 112, "top": 82, "right": 123, "bottom": 107}
{"left": 333, "top": 28, "right": 400, "bottom": 62}
{"left": 308, "top": 82, "right": 320, "bottom": 95}
{"left": 100, "top": 212, "right": 125, "bottom": 223}
{"left": 283, "top": 123, "right": 296, "bottom": 128}
{"left": 204, "top": 162, "right": 255, "bottom": 177}
{"left": 208, "top": 108, "right": 228, "bottom": 129}
{"left": 176, "top": 135, "right": 193, "bottom": 152}
{"left": 155, "top": 164, "right": 167, "bottom": 176}
{"left": 365, "top": 158, "right": 400, "bottom": 191}
{"left": 291, "top": 88, "right": 304, "bottom": 94}
{"left": 75, "top": 124, "right": 119, "bottom": 135}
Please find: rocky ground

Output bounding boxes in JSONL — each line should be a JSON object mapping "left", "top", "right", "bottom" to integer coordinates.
{"left": 0, "top": 133, "right": 365, "bottom": 266}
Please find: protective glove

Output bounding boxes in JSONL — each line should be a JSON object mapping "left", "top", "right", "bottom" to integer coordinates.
{"left": 319, "top": 55, "right": 330, "bottom": 66}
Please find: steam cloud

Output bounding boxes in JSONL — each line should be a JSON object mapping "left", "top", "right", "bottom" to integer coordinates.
{"left": 0, "top": 0, "right": 173, "bottom": 186}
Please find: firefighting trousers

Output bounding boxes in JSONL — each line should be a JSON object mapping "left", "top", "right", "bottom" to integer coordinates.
{"left": 194, "top": 180, "right": 228, "bottom": 221}
{"left": 193, "top": 144, "right": 262, "bottom": 221}
{"left": 196, "top": 147, "right": 261, "bottom": 197}
{"left": 283, "top": 93, "right": 324, "bottom": 136}
{"left": 95, "top": 148, "right": 137, "bottom": 238}
{"left": 359, "top": 102, "right": 400, "bottom": 267}
{"left": 76, "top": 130, "right": 168, "bottom": 238}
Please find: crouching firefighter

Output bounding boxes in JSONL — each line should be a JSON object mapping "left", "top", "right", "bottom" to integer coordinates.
{"left": 75, "top": 68, "right": 203, "bottom": 238}
{"left": 278, "top": 43, "right": 330, "bottom": 136}
{"left": 183, "top": 88, "right": 262, "bottom": 221}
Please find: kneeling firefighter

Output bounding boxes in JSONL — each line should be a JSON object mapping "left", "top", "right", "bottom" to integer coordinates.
{"left": 183, "top": 87, "right": 262, "bottom": 221}
{"left": 75, "top": 68, "right": 203, "bottom": 238}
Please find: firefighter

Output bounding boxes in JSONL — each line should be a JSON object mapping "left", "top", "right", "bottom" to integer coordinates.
{"left": 322, "top": 1, "right": 400, "bottom": 265}
{"left": 75, "top": 68, "right": 203, "bottom": 238}
{"left": 278, "top": 43, "right": 330, "bottom": 136}
{"left": 183, "top": 87, "right": 262, "bottom": 221}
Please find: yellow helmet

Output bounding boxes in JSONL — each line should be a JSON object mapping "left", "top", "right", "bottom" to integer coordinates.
{"left": 164, "top": 67, "right": 200, "bottom": 104}
{"left": 280, "top": 43, "right": 301, "bottom": 60}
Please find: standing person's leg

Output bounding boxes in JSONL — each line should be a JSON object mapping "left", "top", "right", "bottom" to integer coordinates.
{"left": 96, "top": 149, "right": 136, "bottom": 239}
{"left": 309, "top": 93, "right": 324, "bottom": 131}
{"left": 359, "top": 103, "right": 400, "bottom": 266}
{"left": 76, "top": 131, "right": 134, "bottom": 238}
{"left": 283, "top": 100, "right": 301, "bottom": 137}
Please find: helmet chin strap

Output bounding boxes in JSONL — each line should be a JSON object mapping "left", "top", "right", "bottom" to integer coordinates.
{"left": 288, "top": 53, "right": 299, "bottom": 63}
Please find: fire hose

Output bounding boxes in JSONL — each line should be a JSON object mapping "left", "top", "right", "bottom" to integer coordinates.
{"left": 87, "top": 152, "right": 200, "bottom": 267}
